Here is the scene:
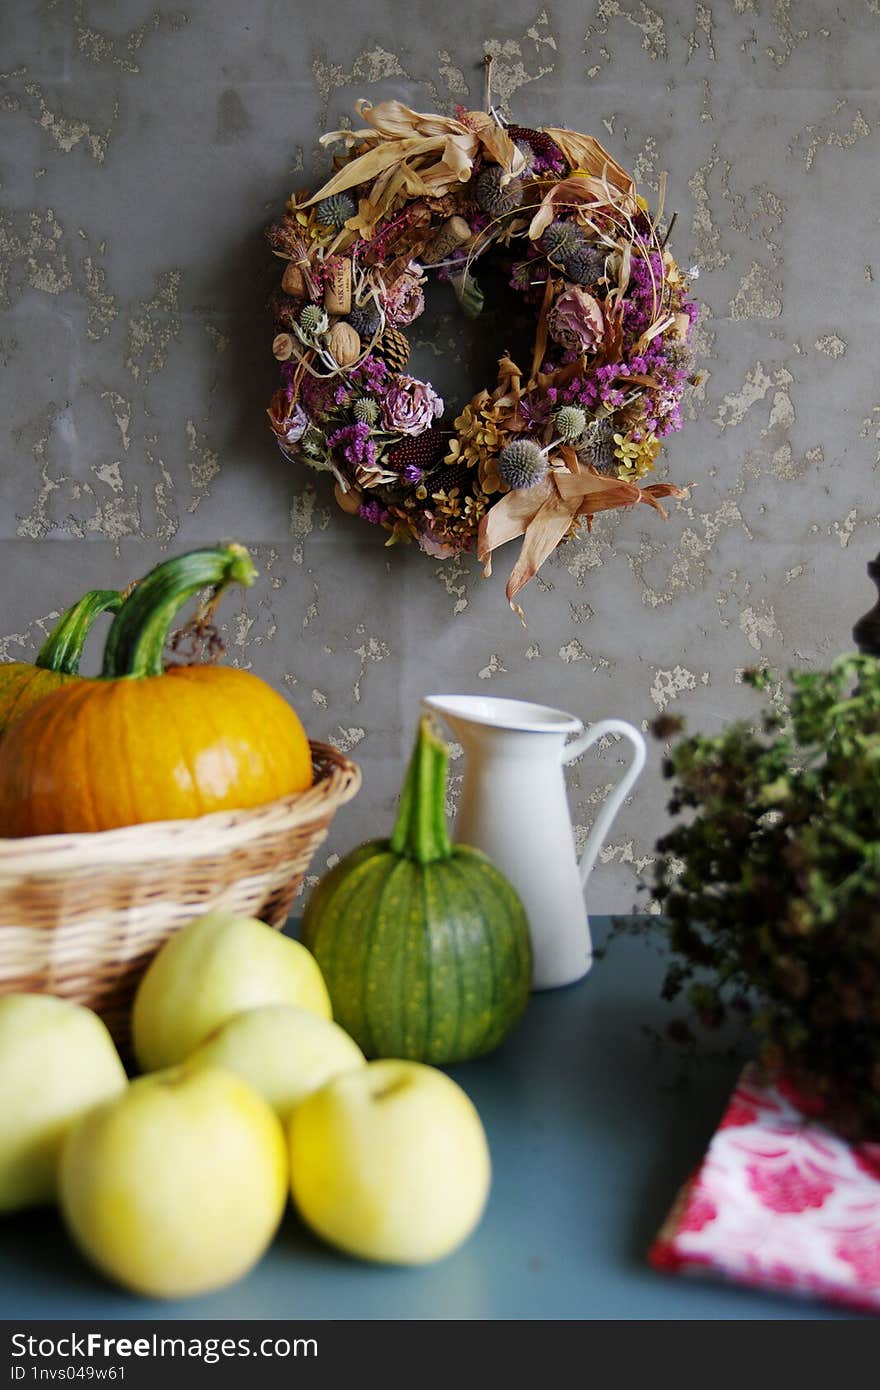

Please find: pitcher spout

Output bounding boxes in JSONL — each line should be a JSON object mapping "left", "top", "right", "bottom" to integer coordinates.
{"left": 421, "top": 694, "right": 582, "bottom": 740}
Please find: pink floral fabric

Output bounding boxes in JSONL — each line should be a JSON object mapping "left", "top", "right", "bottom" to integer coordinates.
{"left": 649, "top": 1065, "right": 880, "bottom": 1314}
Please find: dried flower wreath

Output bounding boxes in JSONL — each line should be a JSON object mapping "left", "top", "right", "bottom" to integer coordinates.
{"left": 267, "top": 80, "right": 701, "bottom": 613}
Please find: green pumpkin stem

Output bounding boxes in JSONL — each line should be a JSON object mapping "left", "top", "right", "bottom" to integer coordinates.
{"left": 35, "top": 590, "right": 123, "bottom": 675}
{"left": 390, "top": 715, "right": 453, "bottom": 863}
{"left": 102, "top": 543, "right": 257, "bottom": 679}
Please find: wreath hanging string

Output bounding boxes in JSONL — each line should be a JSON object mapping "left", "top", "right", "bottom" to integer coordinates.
{"left": 266, "top": 84, "right": 701, "bottom": 614}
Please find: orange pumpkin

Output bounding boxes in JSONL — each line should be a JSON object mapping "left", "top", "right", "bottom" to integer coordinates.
{"left": 0, "top": 544, "right": 313, "bottom": 837}
{"left": 0, "top": 589, "right": 122, "bottom": 737}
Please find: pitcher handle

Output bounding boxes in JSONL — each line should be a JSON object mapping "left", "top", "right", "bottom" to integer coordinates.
{"left": 562, "top": 719, "right": 647, "bottom": 888}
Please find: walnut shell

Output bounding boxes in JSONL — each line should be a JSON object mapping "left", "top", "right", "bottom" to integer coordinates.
{"left": 327, "top": 321, "right": 361, "bottom": 368}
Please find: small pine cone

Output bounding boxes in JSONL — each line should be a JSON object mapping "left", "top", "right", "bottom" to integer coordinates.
{"left": 562, "top": 243, "right": 607, "bottom": 286}
{"left": 377, "top": 325, "right": 410, "bottom": 372}
{"left": 315, "top": 192, "right": 357, "bottom": 229}
{"left": 505, "top": 125, "right": 568, "bottom": 172}
{"left": 347, "top": 302, "right": 383, "bottom": 340}
{"left": 579, "top": 417, "right": 617, "bottom": 474}
{"left": 428, "top": 462, "right": 470, "bottom": 496}
{"left": 497, "top": 439, "right": 548, "bottom": 490}
{"left": 475, "top": 165, "right": 524, "bottom": 219}
{"left": 386, "top": 428, "right": 450, "bottom": 474}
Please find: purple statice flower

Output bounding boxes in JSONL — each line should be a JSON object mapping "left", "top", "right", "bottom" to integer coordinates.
{"left": 680, "top": 298, "right": 700, "bottom": 328}
{"left": 349, "top": 356, "right": 390, "bottom": 394}
{"left": 402, "top": 463, "right": 423, "bottom": 485}
{"left": 509, "top": 243, "right": 548, "bottom": 304}
{"left": 300, "top": 372, "right": 338, "bottom": 417}
{"left": 280, "top": 362, "right": 298, "bottom": 402}
{"left": 560, "top": 378, "right": 600, "bottom": 411}
{"left": 622, "top": 298, "right": 652, "bottom": 340}
{"left": 327, "top": 421, "right": 377, "bottom": 469}
{"left": 359, "top": 500, "right": 389, "bottom": 525}
{"left": 621, "top": 250, "right": 674, "bottom": 350}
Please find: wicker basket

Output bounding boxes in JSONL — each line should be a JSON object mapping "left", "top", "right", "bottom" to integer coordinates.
{"left": 0, "top": 741, "right": 360, "bottom": 1048}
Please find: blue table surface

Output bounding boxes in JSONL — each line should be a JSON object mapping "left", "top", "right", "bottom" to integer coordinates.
{"left": 0, "top": 916, "right": 855, "bottom": 1322}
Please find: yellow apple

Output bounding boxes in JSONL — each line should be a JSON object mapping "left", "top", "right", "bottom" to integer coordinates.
{"left": 0, "top": 994, "right": 127, "bottom": 1214}
{"left": 187, "top": 1004, "right": 365, "bottom": 1123}
{"left": 60, "top": 1064, "right": 287, "bottom": 1298}
{"left": 288, "top": 1059, "right": 491, "bottom": 1265}
{"left": 132, "top": 911, "right": 331, "bottom": 1072}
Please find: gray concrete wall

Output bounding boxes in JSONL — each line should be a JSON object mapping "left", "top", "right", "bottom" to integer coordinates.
{"left": 2, "top": 2, "right": 878, "bottom": 908}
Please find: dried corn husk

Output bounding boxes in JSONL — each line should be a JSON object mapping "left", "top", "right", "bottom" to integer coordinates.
{"left": 543, "top": 129, "right": 635, "bottom": 200}
{"left": 303, "top": 101, "right": 525, "bottom": 239}
{"left": 529, "top": 175, "right": 632, "bottom": 243}
{"left": 478, "top": 459, "right": 684, "bottom": 616}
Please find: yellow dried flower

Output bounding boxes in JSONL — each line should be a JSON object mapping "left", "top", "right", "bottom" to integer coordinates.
{"left": 613, "top": 431, "right": 661, "bottom": 481}
{"left": 445, "top": 397, "right": 505, "bottom": 473}
{"left": 287, "top": 196, "right": 340, "bottom": 249}
{"left": 433, "top": 489, "right": 463, "bottom": 518}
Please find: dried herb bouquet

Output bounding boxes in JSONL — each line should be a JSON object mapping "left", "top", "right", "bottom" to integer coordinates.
{"left": 652, "top": 657, "right": 880, "bottom": 1139}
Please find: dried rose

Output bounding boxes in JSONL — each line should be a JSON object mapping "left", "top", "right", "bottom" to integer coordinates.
{"left": 548, "top": 286, "right": 604, "bottom": 353}
{"left": 417, "top": 528, "right": 458, "bottom": 559}
{"left": 381, "top": 374, "right": 444, "bottom": 436}
{"left": 385, "top": 272, "right": 426, "bottom": 327}
{"left": 281, "top": 403, "right": 309, "bottom": 445}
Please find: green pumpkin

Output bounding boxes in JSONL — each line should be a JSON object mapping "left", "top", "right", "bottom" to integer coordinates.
{"left": 302, "top": 716, "right": 532, "bottom": 1064}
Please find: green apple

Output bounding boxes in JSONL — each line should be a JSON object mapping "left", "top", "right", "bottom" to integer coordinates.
{"left": 0, "top": 994, "right": 127, "bottom": 1214}
{"left": 60, "top": 1064, "right": 287, "bottom": 1298}
{"left": 288, "top": 1059, "right": 491, "bottom": 1265}
{"left": 132, "top": 911, "right": 331, "bottom": 1072}
{"left": 187, "top": 1004, "right": 365, "bottom": 1123}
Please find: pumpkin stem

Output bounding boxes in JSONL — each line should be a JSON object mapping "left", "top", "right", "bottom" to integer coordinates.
{"left": 102, "top": 543, "right": 257, "bottom": 678}
{"left": 390, "top": 715, "right": 453, "bottom": 863}
{"left": 35, "top": 590, "right": 123, "bottom": 675}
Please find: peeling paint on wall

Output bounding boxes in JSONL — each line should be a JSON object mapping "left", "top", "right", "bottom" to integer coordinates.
{"left": 1, "top": 0, "right": 879, "bottom": 911}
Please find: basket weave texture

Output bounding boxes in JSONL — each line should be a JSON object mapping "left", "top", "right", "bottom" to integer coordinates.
{"left": 0, "top": 741, "right": 360, "bottom": 1048}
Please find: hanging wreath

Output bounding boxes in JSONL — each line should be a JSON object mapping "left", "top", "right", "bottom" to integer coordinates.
{"left": 266, "top": 86, "right": 702, "bottom": 613}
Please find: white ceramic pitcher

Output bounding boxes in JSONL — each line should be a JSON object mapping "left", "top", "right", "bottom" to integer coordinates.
{"left": 422, "top": 694, "right": 646, "bottom": 990}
